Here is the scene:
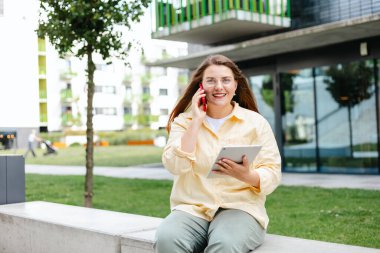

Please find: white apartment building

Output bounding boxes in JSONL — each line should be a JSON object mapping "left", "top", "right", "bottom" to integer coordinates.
{"left": 0, "top": 0, "right": 40, "bottom": 149}
{"left": 0, "top": 0, "right": 187, "bottom": 149}
{"left": 55, "top": 11, "right": 188, "bottom": 132}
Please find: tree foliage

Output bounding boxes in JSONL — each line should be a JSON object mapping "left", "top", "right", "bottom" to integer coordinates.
{"left": 37, "top": 0, "right": 151, "bottom": 207}
{"left": 37, "top": 0, "right": 150, "bottom": 61}
{"left": 279, "top": 73, "right": 296, "bottom": 115}
{"left": 325, "top": 62, "right": 373, "bottom": 107}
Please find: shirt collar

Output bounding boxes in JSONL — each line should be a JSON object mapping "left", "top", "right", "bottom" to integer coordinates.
{"left": 183, "top": 102, "right": 245, "bottom": 121}
{"left": 229, "top": 102, "right": 245, "bottom": 121}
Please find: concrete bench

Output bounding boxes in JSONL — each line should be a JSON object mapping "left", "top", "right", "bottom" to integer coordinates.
{"left": 0, "top": 201, "right": 379, "bottom": 253}
{"left": 123, "top": 228, "right": 380, "bottom": 253}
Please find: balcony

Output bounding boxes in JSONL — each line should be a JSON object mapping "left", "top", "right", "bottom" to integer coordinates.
{"left": 39, "top": 90, "right": 47, "bottom": 100}
{"left": 61, "top": 112, "right": 74, "bottom": 127}
{"left": 60, "top": 89, "right": 73, "bottom": 103}
{"left": 152, "top": 0, "right": 291, "bottom": 45}
{"left": 124, "top": 114, "right": 134, "bottom": 126}
{"left": 60, "top": 71, "right": 77, "bottom": 81}
{"left": 38, "top": 38, "right": 46, "bottom": 53}
{"left": 40, "top": 113, "right": 48, "bottom": 124}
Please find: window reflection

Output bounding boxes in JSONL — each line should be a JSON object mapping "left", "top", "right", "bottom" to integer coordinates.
{"left": 249, "top": 75, "right": 275, "bottom": 130}
{"left": 317, "top": 60, "right": 378, "bottom": 173}
{"left": 280, "top": 69, "right": 317, "bottom": 172}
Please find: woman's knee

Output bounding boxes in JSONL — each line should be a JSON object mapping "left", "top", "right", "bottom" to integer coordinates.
{"left": 206, "top": 235, "right": 264, "bottom": 253}
{"left": 155, "top": 227, "right": 180, "bottom": 252}
{"left": 206, "top": 210, "right": 265, "bottom": 253}
{"left": 154, "top": 211, "right": 207, "bottom": 253}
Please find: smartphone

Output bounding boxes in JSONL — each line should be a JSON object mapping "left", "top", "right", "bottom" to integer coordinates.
{"left": 199, "top": 83, "right": 207, "bottom": 112}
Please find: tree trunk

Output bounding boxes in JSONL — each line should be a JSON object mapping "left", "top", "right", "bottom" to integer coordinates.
{"left": 84, "top": 47, "right": 95, "bottom": 207}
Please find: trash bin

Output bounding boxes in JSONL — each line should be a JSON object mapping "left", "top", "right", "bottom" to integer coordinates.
{"left": 0, "top": 155, "right": 25, "bottom": 205}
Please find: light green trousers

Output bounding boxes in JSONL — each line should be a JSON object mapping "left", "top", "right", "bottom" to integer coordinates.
{"left": 154, "top": 209, "right": 265, "bottom": 253}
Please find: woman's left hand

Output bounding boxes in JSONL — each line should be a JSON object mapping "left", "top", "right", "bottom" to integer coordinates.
{"left": 214, "top": 155, "right": 260, "bottom": 187}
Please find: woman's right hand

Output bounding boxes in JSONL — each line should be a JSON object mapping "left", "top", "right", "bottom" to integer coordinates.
{"left": 191, "top": 88, "right": 207, "bottom": 121}
{"left": 180, "top": 88, "right": 207, "bottom": 153}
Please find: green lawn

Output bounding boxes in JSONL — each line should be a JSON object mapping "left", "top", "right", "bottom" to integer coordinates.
{"left": 26, "top": 174, "right": 380, "bottom": 249}
{"left": 1, "top": 145, "right": 163, "bottom": 167}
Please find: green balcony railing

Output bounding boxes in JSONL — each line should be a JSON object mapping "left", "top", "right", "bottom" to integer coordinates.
{"left": 124, "top": 114, "right": 134, "bottom": 125}
{"left": 38, "top": 38, "right": 46, "bottom": 52}
{"left": 39, "top": 66, "right": 47, "bottom": 76}
{"left": 40, "top": 113, "right": 48, "bottom": 123}
{"left": 60, "top": 89, "right": 73, "bottom": 101}
{"left": 39, "top": 89, "right": 47, "bottom": 99}
{"left": 153, "top": 0, "right": 291, "bottom": 32}
{"left": 60, "top": 71, "right": 77, "bottom": 81}
{"left": 61, "top": 112, "right": 74, "bottom": 126}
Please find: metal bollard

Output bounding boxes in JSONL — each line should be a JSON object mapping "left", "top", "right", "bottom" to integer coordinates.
{"left": 0, "top": 155, "right": 25, "bottom": 204}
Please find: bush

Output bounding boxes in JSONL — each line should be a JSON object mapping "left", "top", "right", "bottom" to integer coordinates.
{"left": 39, "top": 132, "right": 64, "bottom": 143}
{"left": 41, "top": 129, "right": 169, "bottom": 146}
{"left": 97, "top": 129, "right": 168, "bottom": 146}
{"left": 69, "top": 142, "right": 82, "bottom": 147}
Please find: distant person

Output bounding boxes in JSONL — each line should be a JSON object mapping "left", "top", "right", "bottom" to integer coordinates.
{"left": 154, "top": 55, "right": 281, "bottom": 253}
{"left": 24, "top": 130, "right": 41, "bottom": 158}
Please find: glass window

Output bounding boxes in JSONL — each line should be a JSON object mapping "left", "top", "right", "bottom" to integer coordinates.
{"left": 95, "top": 85, "right": 116, "bottom": 94}
{"left": 95, "top": 64, "right": 114, "bottom": 72}
{"left": 143, "top": 87, "right": 150, "bottom": 94}
{"left": 160, "top": 108, "right": 169, "bottom": 115}
{"left": 95, "top": 107, "right": 117, "bottom": 116}
{"left": 316, "top": 60, "right": 378, "bottom": 173}
{"left": 249, "top": 75, "right": 275, "bottom": 130}
{"left": 125, "top": 86, "right": 132, "bottom": 100}
{"left": 159, "top": 88, "right": 168, "bottom": 96}
{"left": 143, "top": 106, "right": 151, "bottom": 115}
{"left": 124, "top": 106, "right": 132, "bottom": 114}
{"left": 103, "top": 86, "right": 116, "bottom": 94}
{"left": 0, "top": 0, "right": 3, "bottom": 16}
{"left": 280, "top": 69, "right": 317, "bottom": 172}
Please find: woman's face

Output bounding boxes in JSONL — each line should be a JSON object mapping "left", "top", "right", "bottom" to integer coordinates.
{"left": 201, "top": 64, "right": 237, "bottom": 110}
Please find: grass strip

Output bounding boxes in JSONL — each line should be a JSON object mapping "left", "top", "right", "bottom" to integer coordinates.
{"left": 26, "top": 174, "right": 380, "bottom": 248}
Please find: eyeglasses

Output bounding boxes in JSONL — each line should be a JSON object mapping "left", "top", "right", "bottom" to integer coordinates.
{"left": 202, "top": 77, "right": 235, "bottom": 87}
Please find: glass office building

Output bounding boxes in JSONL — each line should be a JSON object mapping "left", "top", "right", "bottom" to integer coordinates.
{"left": 150, "top": 0, "right": 380, "bottom": 174}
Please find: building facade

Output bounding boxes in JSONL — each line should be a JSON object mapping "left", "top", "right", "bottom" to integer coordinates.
{"left": 150, "top": 0, "right": 380, "bottom": 174}
{"left": 0, "top": 0, "right": 40, "bottom": 149}
{"left": 0, "top": 0, "right": 187, "bottom": 149}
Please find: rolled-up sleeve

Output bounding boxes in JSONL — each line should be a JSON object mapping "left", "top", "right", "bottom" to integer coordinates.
{"left": 162, "top": 115, "right": 196, "bottom": 175}
{"left": 253, "top": 120, "right": 282, "bottom": 196}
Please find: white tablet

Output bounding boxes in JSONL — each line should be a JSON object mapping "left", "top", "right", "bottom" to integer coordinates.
{"left": 208, "top": 145, "right": 262, "bottom": 178}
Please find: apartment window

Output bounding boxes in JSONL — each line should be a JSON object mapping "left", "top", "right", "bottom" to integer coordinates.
{"left": 0, "top": 0, "right": 3, "bottom": 16}
{"left": 95, "top": 85, "right": 116, "bottom": 94}
{"left": 159, "top": 88, "right": 168, "bottom": 96}
{"left": 124, "top": 106, "right": 132, "bottom": 114}
{"left": 142, "top": 86, "right": 150, "bottom": 94}
{"left": 143, "top": 105, "right": 150, "bottom": 115}
{"left": 125, "top": 86, "right": 132, "bottom": 99}
{"left": 160, "top": 109, "right": 169, "bottom": 115}
{"left": 95, "top": 63, "right": 113, "bottom": 72}
{"left": 62, "top": 106, "right": 72, "bottom": 113}
{"left": 95, "top": 107, "right": 117, "bottom": 116}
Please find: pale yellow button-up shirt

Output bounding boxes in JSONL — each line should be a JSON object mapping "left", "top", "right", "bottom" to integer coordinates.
{"left": 162, "top": 103, "right": 281, "bottom": 229}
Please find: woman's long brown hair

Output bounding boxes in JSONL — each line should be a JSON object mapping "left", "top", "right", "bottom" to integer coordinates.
{"left": 166, "top": 54, "right": 259, "bottom": 132}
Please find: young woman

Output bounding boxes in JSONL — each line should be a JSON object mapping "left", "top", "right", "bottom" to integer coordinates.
{"left": 155, "top": 54, "right": 281, "bottom": 253}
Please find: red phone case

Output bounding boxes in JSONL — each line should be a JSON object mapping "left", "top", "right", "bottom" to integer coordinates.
{"left": 199, "top": 83, "right": 207, "bottom": 112}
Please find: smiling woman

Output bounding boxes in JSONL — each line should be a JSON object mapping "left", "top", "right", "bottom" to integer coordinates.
{"left": 157, "top": 54, "right": 282, "bottom": 253}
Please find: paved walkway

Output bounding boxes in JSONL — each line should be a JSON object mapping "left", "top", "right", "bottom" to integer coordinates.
{"left": 25, "top": 164, "right": 380, "bottom": 190}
